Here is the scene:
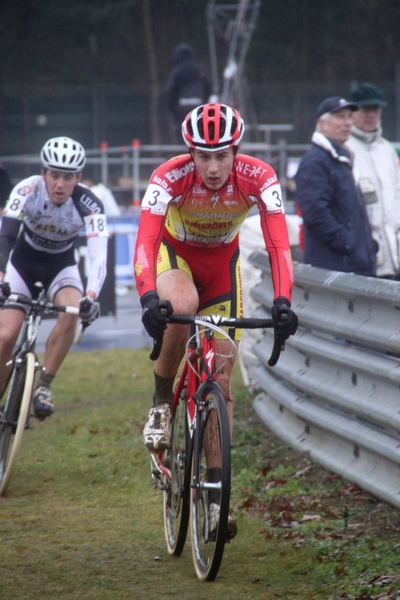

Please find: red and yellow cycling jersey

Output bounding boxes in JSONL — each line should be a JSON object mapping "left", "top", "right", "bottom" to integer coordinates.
{"left": 134, "top": 153, "right": 294, "bottom": 301}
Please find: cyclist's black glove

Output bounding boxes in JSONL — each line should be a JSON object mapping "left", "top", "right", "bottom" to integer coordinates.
{"left": 0, "top": 279, "right": 11, "bottom": 304}
{"left": 79, "top": 296, "right": 100, "bottom": 325}
{"left": 271, "top": 296, "right": 298, "bottom": 341}
{"left": 141, "top": 292, "right": 173, "bottom": 339}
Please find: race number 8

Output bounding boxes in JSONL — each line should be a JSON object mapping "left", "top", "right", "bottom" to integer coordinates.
{"left": 6, "top": 197, "right": 23, "bottom": 217}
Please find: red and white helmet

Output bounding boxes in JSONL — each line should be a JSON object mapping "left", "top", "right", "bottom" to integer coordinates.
{"left": 182, "top": 103, "right": 245, "bottom": 151}
{"left": 41, "top": 137, "right": 86, "bottom": 172}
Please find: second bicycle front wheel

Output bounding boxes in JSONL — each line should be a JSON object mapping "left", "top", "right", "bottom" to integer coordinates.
{"left": 190, "top": 382, "right": 231, "bottom": 581}
{"left": 0, "top": 352, "right": 35, "bottom": 496}
{"left": 164, "top": 392, "right": 191, "bottom": 556}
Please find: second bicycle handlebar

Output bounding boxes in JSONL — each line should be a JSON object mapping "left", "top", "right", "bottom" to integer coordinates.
{"left": 7, "top": 293, "right": 80, "bottom": 316}
{"left": 149, "top": 312, "right": 284, "bottom": 367}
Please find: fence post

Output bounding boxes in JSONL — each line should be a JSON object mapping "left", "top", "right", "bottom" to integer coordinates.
{"left": 100, "top": 141, "right": 108, "bottom": 186}
{"left": 121, "top": 146, "right": 129, "bottom": 178}
{"left": 132, "top": 138, "right": 141, "bottom": 209}
{"left": 278, "top": 138, "right": 287, "bottom": 204}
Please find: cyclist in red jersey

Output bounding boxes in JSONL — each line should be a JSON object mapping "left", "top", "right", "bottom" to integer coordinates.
{"left": 134, "top": 102, "right": 297, "bottom": 472}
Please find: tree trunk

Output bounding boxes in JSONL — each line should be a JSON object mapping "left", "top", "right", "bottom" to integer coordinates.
{"left": 142, "top": 0, "right": 161, "bottom": 145}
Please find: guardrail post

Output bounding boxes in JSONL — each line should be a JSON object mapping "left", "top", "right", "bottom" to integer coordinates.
{"left": 100, "top": 141, "right": 108, "bottom": 186}
{"left": 132, "top": 138, "right": 141, "bottom": 209}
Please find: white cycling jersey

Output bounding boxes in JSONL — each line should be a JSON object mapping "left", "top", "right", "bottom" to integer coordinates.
{"left": 0, "top": 175, "right": 109, "bottom": 297}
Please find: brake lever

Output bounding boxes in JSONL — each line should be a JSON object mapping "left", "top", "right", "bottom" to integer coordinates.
{"left": 268, "top": 333, "right": 284, "bottom": 367}
{"left": 149, "top": 303, "right": 170, "bottom": 361}
{"left": 268, "top": 309, "right": 287, "bottom": 367}
{"left": 75, "top": 322, "right": 89, "bottom": 344}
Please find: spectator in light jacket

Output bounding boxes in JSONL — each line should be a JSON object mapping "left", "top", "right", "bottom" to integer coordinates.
{"left": 295, "top": 96, "right": 377, "bottom": 276}
{"left": 347, "top": 83, "right": 400, "bottom": 279}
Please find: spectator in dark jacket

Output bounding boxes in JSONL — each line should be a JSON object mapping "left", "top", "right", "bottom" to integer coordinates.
{"left": 295, "top": 96, "right": 377, "bottom": 276}
{"left": 166, "top": 43, "right": 211, "bottom": 143}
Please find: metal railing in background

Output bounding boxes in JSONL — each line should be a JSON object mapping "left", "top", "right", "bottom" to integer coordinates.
{"left": 247, "top": 251, "right": 400, "bottom": 509}
{"left": 0, "top": 125, "right": 309, "bottom": 207}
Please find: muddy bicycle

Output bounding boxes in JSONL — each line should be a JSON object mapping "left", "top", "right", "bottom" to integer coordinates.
{"left": 149, "top": 305, "right": 282, "bottom": 581}
{"left": 0, "top": 283, "right": 85, "bottom": 496}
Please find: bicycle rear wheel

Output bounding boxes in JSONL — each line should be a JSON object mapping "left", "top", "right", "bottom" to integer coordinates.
{"left": 190, "top": 382, "right": 231, "bottom": 581}
{"left": 163, "top": 391, "right": 191, "bottom": 556}
{"left": 0, "top": 352, "right": 35, "bottom": 496}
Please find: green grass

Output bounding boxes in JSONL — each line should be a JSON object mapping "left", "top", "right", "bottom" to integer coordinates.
{"left": 0, "top": 348, "right": 399, "bottom": 599}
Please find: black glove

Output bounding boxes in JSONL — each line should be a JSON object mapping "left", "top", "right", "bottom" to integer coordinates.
{"left": 0, "top": 278, "right": 11, "bottom": 304}
{"left": 271, "top": 296, "right": 298, "bottom": 341}
{"left": 141, "top": 292, "right": 173, "bottom": 339}
{"left": 79, "top": 296, "right": 100, "bottom": 325}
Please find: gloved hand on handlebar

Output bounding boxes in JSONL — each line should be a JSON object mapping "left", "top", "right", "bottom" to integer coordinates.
{"left": 0, "top": 278, "right": 11, "bottom": 304}
{"left": 79, "top": 296, "right": 100, "bottom": 325}
{"left": 141, "top": 292, "right": 173, "bottom": 339}
{"left": 271, "top": 296, "right": 298, "bottom": 341}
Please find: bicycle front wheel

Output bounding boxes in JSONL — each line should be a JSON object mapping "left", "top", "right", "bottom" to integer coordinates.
{"left": 190, "top": 382, "right": 231, "bottom": 581}
{"left": 164, "top": 392, "right": 191, "bottom": 556}
{"left": 0, "top": 352, "right": 35, "bottom": 496}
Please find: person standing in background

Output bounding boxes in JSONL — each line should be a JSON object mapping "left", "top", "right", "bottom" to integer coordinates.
{"left": 347, "top": 83, "right": 400, "bottom": 279}
{"left": 166, "top": 44, "right": 211, "bottom": 143}
{"left": 295, "top": 96, "right": 377, "bottom": 276}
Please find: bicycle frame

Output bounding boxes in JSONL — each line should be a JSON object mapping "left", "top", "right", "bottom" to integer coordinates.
{"left": 178, "top": 323, "right": 219, "bottom": 431}
{"left": 152, "top": 318, "right": 227, "bottom": 478}
{"left": 149, "top": 309, "right": 282, "bottom": 580}
{"left": 2, "top": 288, "right": 65, "bottom": 398}
{"left": 1, "top": 296, "right": 43, "bottom": 403}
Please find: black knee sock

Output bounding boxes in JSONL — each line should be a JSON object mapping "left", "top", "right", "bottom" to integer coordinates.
{"left": 152, "top": 372, "right": 175, "bottom": 407}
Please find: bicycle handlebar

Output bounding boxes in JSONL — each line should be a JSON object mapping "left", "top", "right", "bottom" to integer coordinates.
{"left": 149, "top": 312, "right": 285, "bottom": 366}
{"left": 7, "top": 293, "right": 80, "bottom": 316}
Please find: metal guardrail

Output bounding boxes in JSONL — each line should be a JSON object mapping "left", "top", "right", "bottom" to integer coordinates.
{"left": 247, "top": 251, "right": 400, "bottom": 508}
{"left": 0, "top": 132, "right": 310, "bottom": 205}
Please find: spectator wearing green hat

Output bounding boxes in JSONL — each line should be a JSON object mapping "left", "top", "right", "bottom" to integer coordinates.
{"left": 347, "top": 83, "right": 400, "bottom": 279}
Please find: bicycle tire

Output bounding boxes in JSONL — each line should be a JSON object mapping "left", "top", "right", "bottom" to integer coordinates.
{"left": 0, "top": 352, "right": 35, "bottom": 496}
{"left": 190, "top": 382, "right": 231, "bottom": 581}
{"left": 163, "top": 391, "right": 191, "bottom": 556}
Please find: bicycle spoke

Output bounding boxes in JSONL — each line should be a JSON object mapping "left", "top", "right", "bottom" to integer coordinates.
{"left": 190, "top": 384, "right": 231, "bottom": 581}
{"left": 163, "top": 391, "right": 191, "bottom": 556}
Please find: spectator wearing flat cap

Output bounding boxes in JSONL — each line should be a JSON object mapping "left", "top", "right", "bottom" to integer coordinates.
{"left": 295, "top": 96, "right": 377, "bottom": 276}
{"left": 347, "top": 83, "right": 400, "bottom": 279}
